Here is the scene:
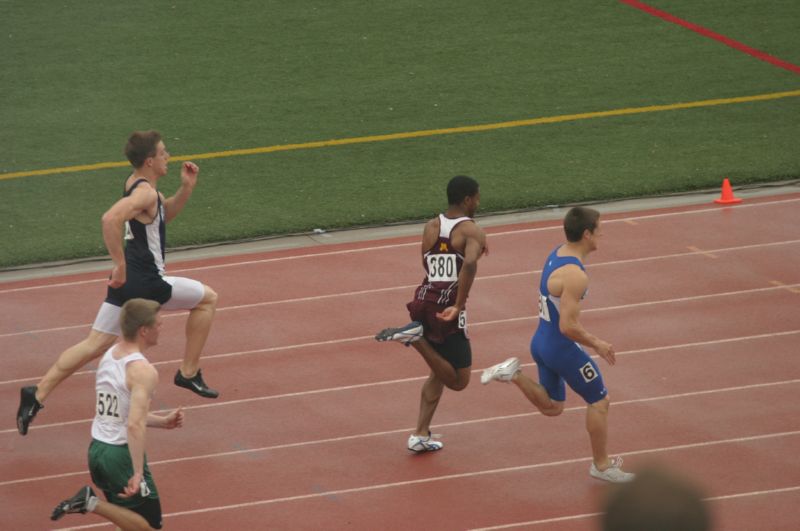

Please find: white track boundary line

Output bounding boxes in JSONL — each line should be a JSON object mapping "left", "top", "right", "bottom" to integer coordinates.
{"left": 5, "top": 377, "right": 799, "bottom": 487}
{"left": 2, "top": 276, "right": 799, "bottom": 386}
{"left": 1, "top": 316, "right": 798, "bottom": 396}
{"left": 3, "top": 198, "right": 799, "bottom": 295}
{"left": 51, "top": 430, "right": 800, "bottom": 529}
{"left": 2, "top": 324, "right": 798, "bottom": 437}
{"left": 1, "top": 237, "right": 798, "bottom": 338}
{"left": 3, "top": 238, "right": 798, "bottom": 338}
{"left": 470, "top": 485, "right": 800, "bottom": 530}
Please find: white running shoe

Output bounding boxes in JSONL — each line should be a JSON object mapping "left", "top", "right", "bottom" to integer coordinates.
{"left": 590, "top": 456, "right": 635, "bottom": 483}
{"left": 480, "top": 357, "right": 520, "bottom": 384}
{"left": 375, "top": 321, "right": 423, "bottom": 346}
{"left": 407, "top": 432, "right": 443, "bottom": 453}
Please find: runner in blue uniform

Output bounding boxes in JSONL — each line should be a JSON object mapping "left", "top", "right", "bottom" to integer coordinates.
{"left": 376, "top": 175, "right": 488, "bottom": 452}
{"left": 481, "top": 206, "right": 634, "bottom": 482}
{"left": 17, "top": 131, "right": 219, "bottom": 436}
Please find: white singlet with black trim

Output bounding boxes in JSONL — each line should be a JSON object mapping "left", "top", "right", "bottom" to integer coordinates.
{"left": 91, "top": 347, "right": 147, "bottom": 446}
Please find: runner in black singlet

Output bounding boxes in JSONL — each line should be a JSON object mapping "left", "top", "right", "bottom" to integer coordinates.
{"left": 17, "top": 131, "right": 219, "bottom": 436}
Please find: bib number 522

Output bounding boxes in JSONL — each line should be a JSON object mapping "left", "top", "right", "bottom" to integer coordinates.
{"left": 97, "top": 392, "right": 121, "bottom": 419}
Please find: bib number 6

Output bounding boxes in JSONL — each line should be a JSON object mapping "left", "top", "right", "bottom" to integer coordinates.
{"left": 580, "top": 362, "right": 598, "bottom": 383}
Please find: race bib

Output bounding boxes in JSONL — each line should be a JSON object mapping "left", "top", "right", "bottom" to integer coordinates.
{"left": 426, "top": 254, "right": 458, "bottom": 282}
{"left": 96, "top": 391, "right": 122, "bottom": 422}
{"left": 580, "top": 362, "right": 598, "bottom": 383}
{"left": 458, "top": 309, "right": 468, "bottom": 338}
{"left": 538, "top": 294, "right": 551, "bottom": 322}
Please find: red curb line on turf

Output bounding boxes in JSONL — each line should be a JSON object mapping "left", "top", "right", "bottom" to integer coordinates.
{"left": 620, "top": 0, "right": 800, "bottom": 74}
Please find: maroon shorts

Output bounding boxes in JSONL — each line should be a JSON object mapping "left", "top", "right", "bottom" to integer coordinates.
{"left": 406, "top": 298, "right": 462, "bottom": 345}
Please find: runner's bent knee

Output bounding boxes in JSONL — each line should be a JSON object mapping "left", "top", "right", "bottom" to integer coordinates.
{"left": 204, "top": 284, "right": 218, "bottom": 303}
{"left": 87, "top": 330, "right": 117, "bottom": 351}
{"left": 588, "top": 395, "right": 610, "bottom": 412}
{"left": 201, "top": 284, "right": 218, "bottom": 307}
{"left": 543, "top": 401, "right": 565, "bottom": 417}
{"left": 450, "top": 368, "right": 471, "bottom": 391}
{"left": 447, "top": 379, "right": 469, "bottom": 392}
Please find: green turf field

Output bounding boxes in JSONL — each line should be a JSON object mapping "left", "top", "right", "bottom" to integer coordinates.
{"left": 1, "top": 0, "right": 798, "bottom": 267}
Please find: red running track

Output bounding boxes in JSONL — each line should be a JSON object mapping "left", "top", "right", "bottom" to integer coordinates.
{"left": 1, "top": 194, "right": 799, "bottom": 530}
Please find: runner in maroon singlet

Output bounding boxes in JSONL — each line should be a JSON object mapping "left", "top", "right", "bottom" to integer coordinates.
{"left": 376, "top": 175, "right": 488, "bottom": 452}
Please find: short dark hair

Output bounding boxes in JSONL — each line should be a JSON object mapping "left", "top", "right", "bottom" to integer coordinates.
{"left": 120, "top": 298, "right": 161, "bottom": 341}
{"left": 124, "top": 130, "right": 162, "bottom": 168}
{"left": 603, "top": 467, "right": 710, "bottom": 531}
{"left": 447, "top": 175, "right": 479, "bottom": 205}
{"left": 563, "top": 206, "right": 600, "bottom": 242}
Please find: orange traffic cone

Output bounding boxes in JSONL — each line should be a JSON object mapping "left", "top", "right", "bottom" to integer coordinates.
{"left": 714, "top": 178, "right": 742, "bottom": 205}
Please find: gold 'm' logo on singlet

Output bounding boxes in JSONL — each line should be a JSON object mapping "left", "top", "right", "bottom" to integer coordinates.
{"left": 439, "top": 242, "right": 448, "bottom": 252}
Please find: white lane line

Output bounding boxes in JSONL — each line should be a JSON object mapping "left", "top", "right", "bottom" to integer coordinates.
{"left": 2, "top": 276, "right": 799, "bottom": 387}
{"left": 770, "top": 280, "right": 800, "bottom": 295}
{"left": 2, "top": 237, "right": 799, "bottom": 339}
{"left": 687, "top": 245, "right": 719, "bottom": 259}
{"left": 3, "top": 197, "right": 799, "bottom": 294}
{"left": 51, "top": 430, "right": 800, "bottom": 529}
{"left": 1, "top": 316, "right": 798, "bottom": 395}
{"left": 5, "top": 377, "right": 799, "bottom": 486}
